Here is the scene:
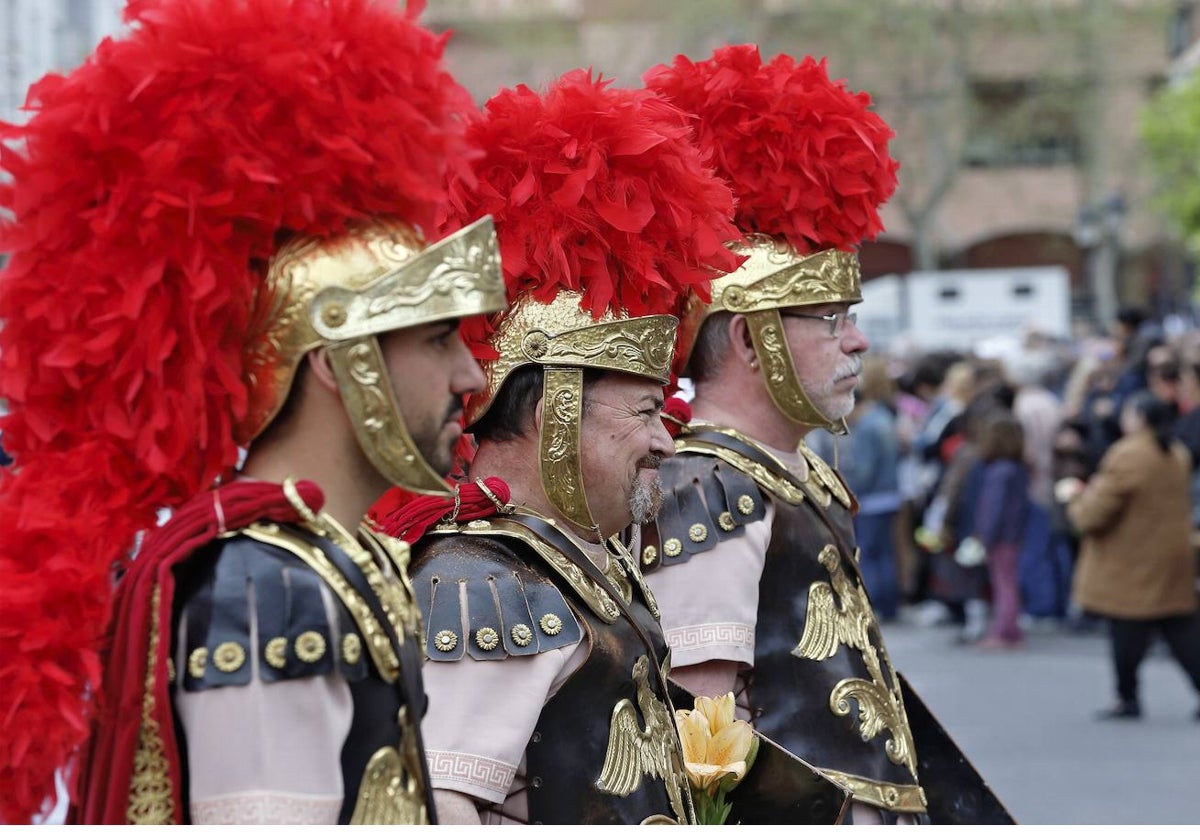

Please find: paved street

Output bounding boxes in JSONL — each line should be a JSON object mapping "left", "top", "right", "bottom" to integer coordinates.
{"left": 884, "top": 614, "right": 1200, "bottom": 824}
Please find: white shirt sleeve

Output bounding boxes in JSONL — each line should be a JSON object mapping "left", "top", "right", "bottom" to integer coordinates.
{"left": 175, "top": 674, "right": 353, "bottom": 824}
{"left": 419, "top": 640, "right": 584, "bottom": 805}
{"left": 173, "top": 576, "right": 354, "bottom": 824}
{"left": 649, "top": 502, "right": 774, "bottom": 669}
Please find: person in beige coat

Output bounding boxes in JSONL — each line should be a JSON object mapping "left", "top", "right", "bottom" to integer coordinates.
{"left": 1061, "top": 391, "right": 1200, "bottom": 720}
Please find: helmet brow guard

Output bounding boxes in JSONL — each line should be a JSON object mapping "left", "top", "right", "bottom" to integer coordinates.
{"left": 246, "top": 215, "right": 505, "bottom": 494}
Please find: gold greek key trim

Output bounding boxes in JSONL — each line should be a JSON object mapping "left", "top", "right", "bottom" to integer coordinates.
{"left": 794, "top": 546, "right": 919, "bottom": 781}
{"left": 816, "top": 770, "right": 927, "bottom": 813}
{"left": 212, "top": 641, "right": 246, "bottom": 673}
{"left": 127, "top": 585, "right": 177, "bottom": 824}
{"left": 264, "top": 637, "right": 288, "bottom": 669}
{"left": 539, "top": 366, "right": 594, "bottom": 530}
{"left": 597, "top": 655, "right": 692, "bottom": 825}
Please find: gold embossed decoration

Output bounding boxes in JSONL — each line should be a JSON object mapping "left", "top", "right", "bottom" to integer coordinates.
{"left": 597, "top": 656, "right": 692, "bottom": 824}
{"left": 265, "top": 637, "right": 288, "bottom": 669}
{"left": 663, "top": 538, "right": 683, "bottom": 558}
{"left": 642, "top": 545, "right": 658, "bottom": 565}
{"left": 127, "top": 586, "right": 177, "bottom": 824}
{"left": 342, "top": 633, "right": 363, "bottom": 666}
{"left": 793, "top": 545, "right": 919, "bottom": 785}
{"left": 538, "top": 366, "right": 594, "bottom": 531}
{"left": 295, "top": 630, "right": 327, "bottom": 663}
{"left": 511, "top": 624, "right": 533, "bottom": 647}
{"left": 540, "top": 613, "right": 564, "bottom": 636}
{"left": 475, "top": 627, "right": 501, "bottom": 651}
{"left": 187, "top": 648, "right": 208, "bottom": 680}
{"left": 349, "top": 705, "right": 430, "bottom": 824}
{"left": 433, "top": 630, "right": 458, "bottom": 652}
{"left": 717, "top": 512, "right": 736, "bottom": 531}
{"left": 746, "top": 308, "right": 846, "bottom": 434}
{"left": 247, "top": 217, "right": 504, "bottom": 443}
{"left": 212, "top": 642, "right": 246, "bottom": 674}
{"left": 687, "top": 524, "right": 707, "bottom": 543}
{"left": 466, "top": 291, "right": 678, "bottom": 428}
{"left": 327, "top": 337, "right": 453, "bottom": 495}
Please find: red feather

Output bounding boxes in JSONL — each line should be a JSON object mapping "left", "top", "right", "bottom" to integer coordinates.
{"left": 643, "top": 44, "right": 898, "bottom": 255}
{"left": 0, "top": 0, "right": 476, "bottom": 822}
{"left": 442, "top": 69, "right": 742, "bottom": 356}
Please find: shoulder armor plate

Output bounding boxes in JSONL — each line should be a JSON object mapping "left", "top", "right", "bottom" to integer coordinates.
{"left": 412, "top": 535, "right": 583, "bottom": 663}
{"left": 176, "top": 530, "right": 370, "bottom": 693}
{"left": 640, "top": 452, "right": 767, "bottom": 571}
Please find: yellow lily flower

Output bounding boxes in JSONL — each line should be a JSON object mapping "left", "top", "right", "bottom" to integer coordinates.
{"left": 674, "top": 693, "right": 756, "bottom": 796}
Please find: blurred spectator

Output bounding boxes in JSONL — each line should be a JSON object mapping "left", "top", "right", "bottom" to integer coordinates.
{"left": 921, "top": 373, "right": 1014, "bottom": 641}
{"left": 1146, "top": 343, "right": 1182, "bottom": 409}
{"left": 1062, "top": 391, "right": 1200, "bottom": 720}
{"left": 1007, "top": 352, "right": 1065, "bottom": 623}
{"left": 841, "top": 356, "right": 903, "bottom": 621}
{"left": 969, "top": 412, "right": 1031, "bottom": 650}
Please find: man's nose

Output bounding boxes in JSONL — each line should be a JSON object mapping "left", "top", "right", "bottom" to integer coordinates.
{"left": 840, "top": 317, "right": 869, "bottom": 355}
{"left": 649, "top": 415, "right": 674, "bottom": 460}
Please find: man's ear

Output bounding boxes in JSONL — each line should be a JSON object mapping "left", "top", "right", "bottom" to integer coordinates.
{"left": 306, "top": 346, "right": 341, "bottom": 395}
{"left": 532, "top": 394, "right": 545, "bottom": 434}
{"left": 729, "top": 314, "right": 758, "bottom": 368}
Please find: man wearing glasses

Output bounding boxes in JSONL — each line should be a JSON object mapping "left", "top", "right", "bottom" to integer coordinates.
{"left": 640, "top": 45, "right": 1010, "bottom": 824}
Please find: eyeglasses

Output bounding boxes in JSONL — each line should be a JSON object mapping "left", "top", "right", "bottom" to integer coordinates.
{"left": 781, "top": 310, "right": 858, "bottom": 338}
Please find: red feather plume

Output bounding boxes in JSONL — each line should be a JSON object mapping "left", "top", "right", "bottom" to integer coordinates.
{"left": 441, "top": 69, "right": 742, "bottom": 357}
{"left": 643, "top": 44, "right": 899, "bottom": 255}
{"left": 0, "top": 0, "right": 475, "bottom": 822}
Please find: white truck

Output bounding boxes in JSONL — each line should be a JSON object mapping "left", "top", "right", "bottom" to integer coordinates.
{"left": 856, "top": 266, "right": 1073, "bottom": 354}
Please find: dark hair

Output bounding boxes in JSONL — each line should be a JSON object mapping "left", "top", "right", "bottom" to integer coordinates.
{"left": 688, "top": 311, "right": 734, "bottom": 383}
{"left": 1123, "top": 390, "right": 1177, "bottom": 454}
{"left": 977, "top": 411, "right": 1025, "bottom": 463}
{"left": 471, "top": 365, "right": 604, "bottom": 442}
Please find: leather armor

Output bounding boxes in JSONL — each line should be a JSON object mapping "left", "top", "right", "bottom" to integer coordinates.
{"left": 411, "top": 514, "right": 694, "bottom": 825}
{"left": 172, "top": 520, "right": 434, "bottom": 824}
{"left": 642, "top": 427, "right": 927, "bottom": 816}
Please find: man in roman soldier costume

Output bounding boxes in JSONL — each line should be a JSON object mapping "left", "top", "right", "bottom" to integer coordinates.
{"left": 641, "top": 45, "right": 1012, "bottom": 824}
{"left": 0, "top": 0, "right": 504, "bottom": 824}
{"left": 370, "top": 69, "right": 743, "bottom": 824}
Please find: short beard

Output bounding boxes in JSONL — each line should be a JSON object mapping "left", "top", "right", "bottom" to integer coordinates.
{"left": 630, "top": 472, "right": 664, "bottom": 524}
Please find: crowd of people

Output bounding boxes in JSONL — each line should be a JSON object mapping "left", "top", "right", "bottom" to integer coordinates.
{"left": 830, "top": 305, "right": 1200, "bottom": 719}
